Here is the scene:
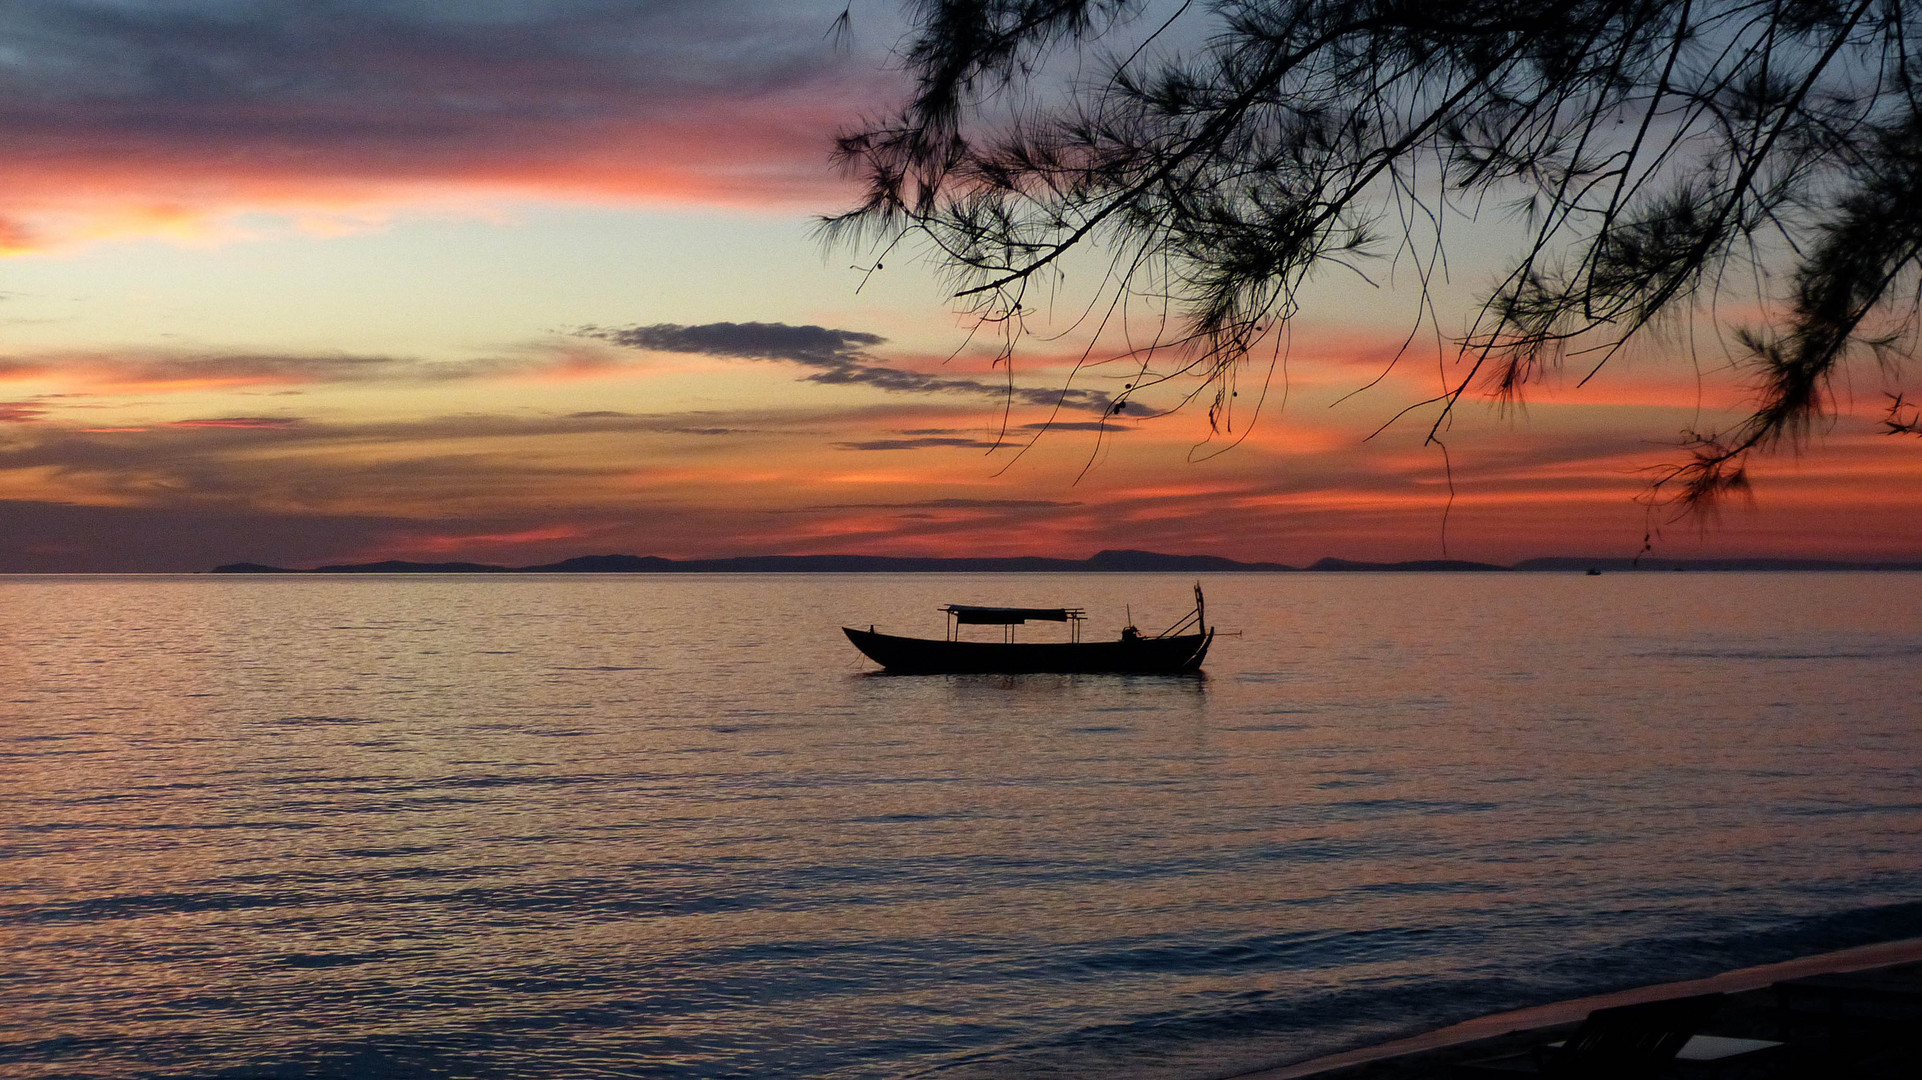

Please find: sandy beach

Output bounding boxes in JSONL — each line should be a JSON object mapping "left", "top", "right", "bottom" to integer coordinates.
{"left": 1232, "top": 937, "right": 1922, "bottom": 1079}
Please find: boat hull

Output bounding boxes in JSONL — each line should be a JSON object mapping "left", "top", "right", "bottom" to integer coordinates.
{"left": 843, "top": 626, "right": 1213, "bottom": 674}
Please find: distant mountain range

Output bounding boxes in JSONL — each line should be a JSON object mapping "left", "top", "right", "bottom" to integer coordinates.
{"left": 211, "top": 549, "right": 1922, "bottom": 573}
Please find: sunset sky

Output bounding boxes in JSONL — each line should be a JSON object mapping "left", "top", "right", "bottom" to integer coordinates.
{"left": 2, "top": 0, "right": 1918, "bottom": 572}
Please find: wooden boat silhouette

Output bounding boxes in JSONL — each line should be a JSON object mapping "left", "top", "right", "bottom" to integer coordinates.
{"left": 844, "top": 585, "right": 1214, "bottom": 674}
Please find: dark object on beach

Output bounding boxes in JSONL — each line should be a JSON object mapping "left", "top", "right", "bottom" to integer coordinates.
{"left": 844, "top": 585, "right": 1213, "bottom": 674}
{"left": 1453, "top": 993, "right": 1727, "bottom": 1077}
{"left": 1774, "top": 967, "right": 1922, "bottom": 1073}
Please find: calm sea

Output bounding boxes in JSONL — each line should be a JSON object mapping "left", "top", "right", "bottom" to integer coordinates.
{"left": 3, "top": 572, "right": 1920, "bottom": 1080}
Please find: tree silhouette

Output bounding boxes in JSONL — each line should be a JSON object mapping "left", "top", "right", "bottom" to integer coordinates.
{"left": 826, "top": 0, "right": 1922, "bottom": 505}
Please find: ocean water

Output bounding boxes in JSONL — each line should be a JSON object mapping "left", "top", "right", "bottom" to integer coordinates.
{"left": 2, "top": 571, "right": 1920, "bottom": 1080}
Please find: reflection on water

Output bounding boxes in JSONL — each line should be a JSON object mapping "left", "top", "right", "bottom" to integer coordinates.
{"left": 2, "top": 573, "right": 1920, "bottom": 1079}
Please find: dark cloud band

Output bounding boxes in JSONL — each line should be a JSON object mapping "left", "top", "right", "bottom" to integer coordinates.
{"left": 581, "top": 322, "right": 884, "bottom": 364}
{"left": 581, "top": 320, "right": 1113, "bottom": 412}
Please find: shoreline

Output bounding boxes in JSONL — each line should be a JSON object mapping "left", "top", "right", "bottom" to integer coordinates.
{"left": 1228, "top": 935, "right": 1922, "bottom": 1080}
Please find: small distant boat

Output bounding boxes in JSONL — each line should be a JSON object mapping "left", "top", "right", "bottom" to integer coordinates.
{"left": 844, "top": 585, "right": 1214, "bottom": 674}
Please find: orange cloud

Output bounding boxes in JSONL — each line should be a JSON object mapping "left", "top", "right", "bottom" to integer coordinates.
{"left": 3, "top": 370, "right": 1917, "bottom": 570}
{"left": 372, "top": 525, "right": 594, "bottom": 559}
{"left": 0, "top": 346, "right": 631, "bottom": 395}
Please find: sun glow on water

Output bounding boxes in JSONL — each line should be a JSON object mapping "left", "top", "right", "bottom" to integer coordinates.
{"left": 3, "top": 572, "right": 1919, "bottom": 1079}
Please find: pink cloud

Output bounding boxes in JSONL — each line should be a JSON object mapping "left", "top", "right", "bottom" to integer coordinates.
{"left": 0, "top": 3, "right": 897, "bottom": 249}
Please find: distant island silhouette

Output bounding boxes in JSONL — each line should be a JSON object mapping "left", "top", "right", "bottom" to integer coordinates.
{"left": 211, "top": 550, "right": 1922, "bottom": 574}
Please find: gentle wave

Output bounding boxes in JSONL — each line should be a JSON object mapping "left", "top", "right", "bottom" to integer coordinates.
{"left": 2, "top": 572, "right": 1919, "bottom": 1079}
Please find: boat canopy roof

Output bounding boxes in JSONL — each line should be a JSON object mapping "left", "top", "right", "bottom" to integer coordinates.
{"left": 942, "top": 604, "right": 1084, "bottom": 624}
